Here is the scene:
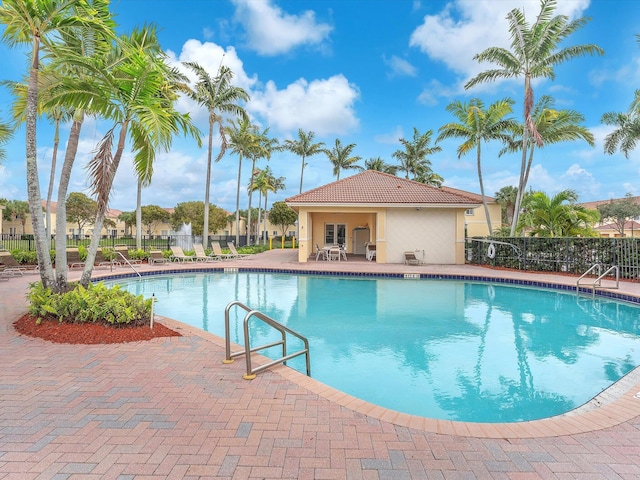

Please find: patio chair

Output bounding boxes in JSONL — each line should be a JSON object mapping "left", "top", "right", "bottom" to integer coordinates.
{"left": 170, "top": 245, "right": 195, "bottom": 262}
{"left": 228, "top": 242, "right": 252, "bottom": 259}
{"left": 193, "top": 244, "right": 219, "bottom": 262}
{"left": 210, "top": 241, "right": 235, "bottom": 261}
{"left": 365, "top": 243, "right": 377, "bottom": 261}
{"left": 404, "top": 250, "right": 424, "bottom": 265}
{"left": 66, "top": 248, "right": 85, "bottom": 269}
{"left": 315, "top": 244, "right": 326, "bottom": 261}
{"left": 327, "top": 246, "right": 341, "bottom": 262}
{"left": 149, "top": 250, "right": 171, "bottom": 265}
{"left": 114, "top": 245, "right": 143, "bottom": 265}
{"left": 338, "top": 244, "right": 347, "bottom": 261}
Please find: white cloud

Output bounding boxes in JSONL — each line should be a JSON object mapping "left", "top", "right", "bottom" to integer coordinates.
{"left": 231, "top": 0, "right": 332, "bottom": 56}
{"left": 409, "top": 0, "right": 591, "bottom": 88}
{"left": 417, "top": 79, "right": 457, "bottom": 106}
{"left": 383, "top": 55, "right": 417, "bottom": 78}
{"left": 248, "top": 75, "right": 360, "bottom": 136}
{"left": 589, "top": 56, "right": 640, "bottom": 88}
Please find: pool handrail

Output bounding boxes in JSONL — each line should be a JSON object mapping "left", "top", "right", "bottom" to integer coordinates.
{"left": 223, "top": 300, "right": 311, "bottom": 380}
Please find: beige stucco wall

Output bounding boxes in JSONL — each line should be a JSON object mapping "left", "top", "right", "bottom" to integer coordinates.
{"left": 465, "top": 202, "right": 502, "bottom": 237}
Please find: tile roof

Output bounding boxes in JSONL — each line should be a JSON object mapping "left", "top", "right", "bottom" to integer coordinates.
{"left": 580, "top": 196, "right": 640, "bottom": 210}
{"left": 286, "top": 170, "right": 482, "bottom": 206}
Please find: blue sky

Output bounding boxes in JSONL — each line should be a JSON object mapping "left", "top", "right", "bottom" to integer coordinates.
{"left": 1, "top": 0, "right": 640, "bottom": 213}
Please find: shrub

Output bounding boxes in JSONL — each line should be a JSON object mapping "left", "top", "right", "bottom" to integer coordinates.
{"left": 129, "top": 249, "right": 149, "bottom": 261}
{"left": 28, "top": 282, "right": 153, "bottom": 327}
{"left": 10, "top": 250, "right": 38, "bottom": 264}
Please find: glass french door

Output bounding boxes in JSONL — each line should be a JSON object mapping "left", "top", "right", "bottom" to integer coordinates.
{"left": 325, "top": 223, "right": 346, "bottom": 245}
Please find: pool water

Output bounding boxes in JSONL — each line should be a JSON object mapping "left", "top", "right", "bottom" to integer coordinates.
{"left": 112, "top": 272, "right": 640, "bottom": 423}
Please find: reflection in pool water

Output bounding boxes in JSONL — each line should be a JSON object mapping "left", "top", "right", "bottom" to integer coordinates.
{"left": 113, "top": 272, "right": 640, "bottom": 423}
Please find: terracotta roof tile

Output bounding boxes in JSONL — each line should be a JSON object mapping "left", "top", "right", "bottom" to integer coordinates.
{"left": 286, "top": 170, "right": 482, "bottom": 206}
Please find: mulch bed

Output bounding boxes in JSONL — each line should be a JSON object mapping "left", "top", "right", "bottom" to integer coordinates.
{"left": 13, "top": 313, "right": 182, "bottom": 344}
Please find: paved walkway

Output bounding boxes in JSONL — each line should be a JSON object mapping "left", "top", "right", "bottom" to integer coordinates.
{"left": 1, "top": 250, "right": 640, "bottom": 479}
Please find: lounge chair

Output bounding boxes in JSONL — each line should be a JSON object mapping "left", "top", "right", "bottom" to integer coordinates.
{"left": 0, "top": 252, "right": 30, "bottom": 276}
{"left": 210, "top": 241, "right": 235, "bottom": 261}
{"left": 193, "top": 244, "right": 219, "bottom": 262}
{"left": 404, "top": 250, "right": 424, "bottom": 265}
{"left": 228, "top": 242, "right": 252, "bottom": 259}
{"left": 114, "top": 246, "right": 143, "bottom": 265}
{"left": 365, "top": 243, "right": 376, "bottom": 261}
{"left": 93, "top": 248, "right": 113, "bottom": 269}
{"left": 149, "top": 250, "right": 171, "bottom": 265}
{"left": 66, "top": 248, "right": 85, "bottom": 269}
{"left": 170, "top": 245, "right": 195, "bottom": 262}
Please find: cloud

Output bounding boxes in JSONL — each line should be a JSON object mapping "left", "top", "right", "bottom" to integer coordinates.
{"left": 248, "top": 75, "right": 360, "bottom": 136}
{"left": 409, "top": 0, "right": 591, "bottom": 88}
{"left": 231, "top": 0, "right": 332, "bottom": 56}
{"left": 374, "top": 126, "right": 404, "bottom": 145}
{"left": 417, "top": 79, "right": 457, "bottom": 106}
{"left": 382, "top": 55, "right": 417, "bottom": 78}
{"left": 589, "top": 56, "right": 640, "bottom": 88}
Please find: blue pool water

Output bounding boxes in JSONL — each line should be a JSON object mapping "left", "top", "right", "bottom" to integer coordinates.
{"left": 111, "top": 272, "right": 640, "bottom": 423}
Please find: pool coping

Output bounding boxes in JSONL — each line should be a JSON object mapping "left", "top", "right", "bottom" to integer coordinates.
{"left": 92, "top": 264, "right": 640, "bottom": 439}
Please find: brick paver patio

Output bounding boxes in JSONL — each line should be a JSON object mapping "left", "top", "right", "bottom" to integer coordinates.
{"left": 1, "top": 249, "right": 640, "bottom": 479}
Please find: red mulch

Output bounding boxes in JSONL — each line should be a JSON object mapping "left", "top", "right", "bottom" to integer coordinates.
{"left": 13, "top": 313, "right": 182, "bottom": 344}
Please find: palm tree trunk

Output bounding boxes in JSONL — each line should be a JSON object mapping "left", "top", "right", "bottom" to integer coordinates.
{"left": 234, "top": 153, "right": 243, "bottom": 246}
{"left": 203, "top": 120, "right": 214, "bottom": 249}
{"left": 476, "top": 144, "right": 492, "bottom": 235}
{"left": 135, "top": 178, "right": 142, "bottom": 250}
{"left": 26, "top": 41, "right": 55, "bottom": 288}
{"left": 45, "top": 117, "right": 61, "bottom": 251}
{"left": 247, "top": 159, "right": 256, "bottom": 245}
{"left": 511, "top": 76, "right": 534, "bottom": 236}
{"left": 54, "top": 113, "right": 84, "bottom": 292}
{"left": 299, "top": 154, "right": 305, "bottom": 193}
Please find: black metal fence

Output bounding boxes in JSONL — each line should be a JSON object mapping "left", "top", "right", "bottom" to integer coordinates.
{"left": 466, "top": 236, "right": 640, "bottom": 279}
{"left": 0, "top": 233, "right": 267, "bottom": 252}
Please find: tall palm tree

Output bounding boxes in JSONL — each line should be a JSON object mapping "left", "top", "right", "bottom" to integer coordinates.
{"left": 364, "top": 156, "right": 398, "bottom": 175}
{"left": 0, "top": 118, "right": 13, "bottom": 163}
{"left": 0, "top": 0, "right": 114, "bottom": 289}
{"left": 324, "top": 139, "right": 362, "bottom": 180}
{"left": 392, "top": 127, "right": 441, "bottom": 181}
{"left": 225, "top": 117, "right": 259, "bottom": 246}
{"left": 251, "top": 166, "right": 285, "bottom": 244}
{"left": 284, "top": 129, "right": 325, "bottom": 193}
{"left": 184, "top": 62, "right": 249, "bottom": 248}
{"left": 76, "top": 26, "right": 200, "bottom": 286}
{"left": 602, "top": 89, "right": 640, "bottom": 159}
{"left": 518, "top": 189, "right": 599, "bottom": 237}
{"left": 500, "top": 95, "right": 595, "bottom": 204}
{"left": 245, "top": 127, "right": 281, "bottom": 244}
{"left": 437, "top": 98, "right": 518, "bottom": 233}
{"left": 464, "top": 0, "right": 604, "bottom": 236}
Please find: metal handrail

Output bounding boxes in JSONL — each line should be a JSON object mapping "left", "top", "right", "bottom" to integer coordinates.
{"left": 115, "top": 252, "right": 142, "bottom": 278}
{"left": 591, "top": 265, "right": 620, "bottom": 298}
{"left": 576, "top": 264, "right": 601, "bottom": 293}
{"left": 223, "top": 300, "right": 311, "bottom": 380}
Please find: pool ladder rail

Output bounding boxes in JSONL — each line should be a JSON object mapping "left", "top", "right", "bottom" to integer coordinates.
{"left": 576, "top": 264, "right": 619, "bottom": 298}
{"left": 223, "top": 300, "right": 311, "bottom": 380}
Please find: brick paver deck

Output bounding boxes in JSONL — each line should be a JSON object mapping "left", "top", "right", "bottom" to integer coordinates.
{"left": 1, "top": 249, "right": 640, "bottom": 479}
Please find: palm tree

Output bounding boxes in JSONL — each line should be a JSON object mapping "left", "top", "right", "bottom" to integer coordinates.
{"left": 246, "top": 128, "right": 282, "bottom": 244}
{"left": 500, "top": 95, "right": 595, "bottom": 206}
{"left": 0, "top": 0, "right": 114, "bottom": 289}
{"left": 602, "top": 90, "right": 640, "bottom": 159}
{"left": 437, "top": 98, "right": 518, "bottom": 233}
{"left": 184, "top": 62, "right": 249, "bottom": 248}
{"left": 518, "top": 189, "right": 599, "bottom": 237}
{"left": 364, "top": 156, "right": 398, "bottom": 175}
{"left": 251, "top": 166, "right": 285, "bottom": 244}
{"left": 392, "top": 127, "right": 441, "bottom": 181}
{"left": 225, "top": 117, "right": 259, "bottom": 246}
{"left": 0, "top": 118, "right": 12, "bottom": 163}
{"left": 75, "top": 26, "right": 200, "bottom": 286}
{"left": 494, "top": 185, "right": 518, "bottom": 226}
{"left": 283, "top": 129, "right": 325, "bottom": 193}
{"left": 324, "top": 139, "right": 362, "bottom": 180}
{"left": 464, "top": 0, "right": 604, "bottom": 236}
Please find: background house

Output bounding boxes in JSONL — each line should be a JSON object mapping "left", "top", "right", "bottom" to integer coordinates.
{"left": 286, "top": 170, "right": 484, "bottom": 264}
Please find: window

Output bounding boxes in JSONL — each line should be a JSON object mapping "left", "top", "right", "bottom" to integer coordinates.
{"left": 325, "top": 223, "right": 346, "bottom": 245}
{"left": 465, "top": 209, "right": 475, "bottom": 216}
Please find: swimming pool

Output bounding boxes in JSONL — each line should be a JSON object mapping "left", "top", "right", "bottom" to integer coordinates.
{"left": 112, "top": 271, "right": 640, "bottom": 423}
